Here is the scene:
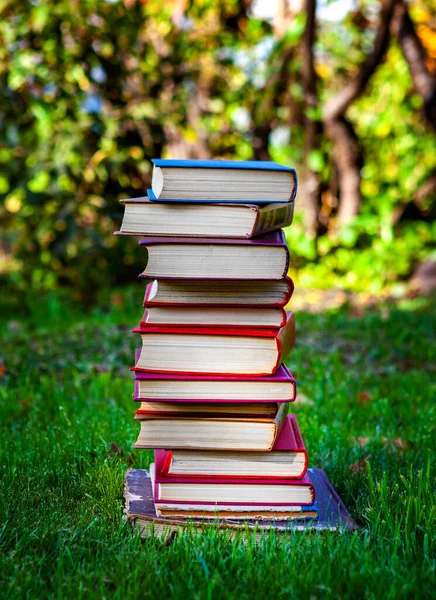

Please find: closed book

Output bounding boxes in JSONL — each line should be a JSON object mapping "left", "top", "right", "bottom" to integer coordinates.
{"left": 124, "top": 468, "right": 360, "bottom": 530}
{"left": 139, "top": 306, "right": 287, "bottom": 329}
{"left": 155, "top": 414, "right": 307, "bottom": 479}
{"left": 133, "top": 311, "right": 296, "bottom": 376}
{"left": 149, "top": 158, "right": 297, "bottom": 204}
{"left": 138, "top": 230, "right": 289, "bottom": 280}
{"left": 154, "top": 505, "right": 318, "bottom": 521}
{"left": 135, "top": 402, "right": 285, "bottom": 419}
{"left": 132, "top": 402, "right": 288, "bottom": 451}
{"left": 116, "top": 197, "right": 294, "bottom": 238}
{"left": 150, "top": 461, "right": 315, "bottom": 506}
{"left": 142, "top": 277, "right": 294, "bottom": 308}
{"left": 132, "top": 359, "right": 296, "bottom": 403}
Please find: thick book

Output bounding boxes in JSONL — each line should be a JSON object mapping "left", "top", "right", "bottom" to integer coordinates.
{"left": 138, "top": 230, "right": 289, "bottom": 280}
{"left": 139, "top": 306, "right": 287, "bottom": 329}
{"left": 132, "top": 402, "right": 288, "bottom": 451}
{"left": 133, "top": 311, "right": 296, "bottom": 376}
{"left": 142, "top": 277, "right": 294, "bottom": 308}
{"left": 149, "top": 159, "right": 298, "bottom": 204}
{"left": 116, "top": 197, "right": 294, "bottom": 238}
{"left": 124, "top": 468, "right": 358, "bottom": 533}
{"left": 132, "top": 359, "right": 296, "bottom": 403}
{"left": 150, "top": 462, "right": 314, "bottom": 506}
{"left": 155, "top": 414, "right": 307, "bottom": 479}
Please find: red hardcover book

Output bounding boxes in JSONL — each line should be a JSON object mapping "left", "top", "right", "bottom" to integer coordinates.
{"left": 155, "top": 414, "right": 308, "bottom": 480}
{"left": 142, "top": 276, "right": 294, "bottom": 308}
{"left": 151, "top": 462, "right": 315, "bottom": 507}
{"left": 138, "top": 230, "right": 290, "bottom": 281}
{"left": 133, "top": 311, "right": 296, "bottom": 376}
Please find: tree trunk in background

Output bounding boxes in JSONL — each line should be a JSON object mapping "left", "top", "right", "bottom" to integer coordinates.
{"left": 301, "top": 0, "right": 323, "bottom": 237}
{"left": 163, "top": 78, "right": 213, "bottom": 160}
{"left": 393, "top": 1, "right": 436, "bottom": 132}
{"left": 326, "top": 117, "right": 363, "bottom": 225}
{"left": 323, "top": 0, "right": 398, "bottom": 226}
{"left": 251, "top": 44, "right": 296, "bottom": 160}
{"left": 392, "top": 1, "right": 436, "bottom": 219}
{"left": 252, "top": 124, "right": 272, "bottom": 160}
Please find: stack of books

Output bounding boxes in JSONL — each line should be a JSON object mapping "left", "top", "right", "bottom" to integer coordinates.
{"left": 118, "top": 159, "right": 356, "bottom": 535}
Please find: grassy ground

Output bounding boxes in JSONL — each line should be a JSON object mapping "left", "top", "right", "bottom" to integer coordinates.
{"left": 0, "top": 288, "right": 435, "bottom": 599}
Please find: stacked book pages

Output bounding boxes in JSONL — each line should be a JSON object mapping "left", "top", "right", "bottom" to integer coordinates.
{"left": 118, "top": 159, "right": 357, "bottom": 535}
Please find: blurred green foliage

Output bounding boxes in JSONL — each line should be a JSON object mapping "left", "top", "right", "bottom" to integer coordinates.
{"left": 0, "top": 0, "right": 435, "bottom": 296}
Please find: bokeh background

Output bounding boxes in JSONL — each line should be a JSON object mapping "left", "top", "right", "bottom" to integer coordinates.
{"left": 0, "top": 0, "right": 435, "bottom": 301}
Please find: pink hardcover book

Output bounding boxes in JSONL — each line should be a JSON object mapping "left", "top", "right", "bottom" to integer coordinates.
{"left": 152, "top": 461, "right": 315, "bottom": 507}
{"left": 131, "top": 349, "right": 296, "bottom": 403}
{"left": 155, "top": 414, "right": 308, "bottom": 479}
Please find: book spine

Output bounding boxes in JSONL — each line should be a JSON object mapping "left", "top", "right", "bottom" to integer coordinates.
{"left": 143, "top": 281, "right": 158, "bottom": 304}
{"left": 161, "top": 450, "right": 173, "bottom": 476}
{"left": 276, "top": 313, "right": 296, "bottom": 367}
{"left": 282, "top": 277, "right": 294, "bottom": 307}
{"left": 290, "top": 416, "right": 309, "bottom": 478}
{"left": 268, "top": 403, "right": 288, "bottom": 450}
{"left": 251, "top": 203, "right": 294, "bottom": 237}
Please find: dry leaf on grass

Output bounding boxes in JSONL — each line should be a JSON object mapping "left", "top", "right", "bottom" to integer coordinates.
{"left": 357, "top": 391, "right": 372, "bottom": 404}
{"left": 382, "top": 437, "right": 412, "bottom": 455}
{"left": 109, "top": 442, "right": 124, "bottom": 457}
{"left": 356, "top": 436, "right": 370, "bottom": 447}
{"left": 349, "top": 456, "right": 369, "bottom": 473}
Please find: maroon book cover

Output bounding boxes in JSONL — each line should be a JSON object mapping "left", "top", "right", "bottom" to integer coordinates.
{"left": 138, "top": 230, "right": 290, "bottom": 281}
{"left": 139, "top": 229, "right": 287, "bottom": 248}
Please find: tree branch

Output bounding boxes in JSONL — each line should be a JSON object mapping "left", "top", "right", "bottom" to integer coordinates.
{"left": 392, "top": 1, "right": 436, "bottom": 131}
{"left": 324, "top": 0, "right": 399, "bottom": 121}
{"left": 300, "top": 0, "right": 324, "bottom": 236}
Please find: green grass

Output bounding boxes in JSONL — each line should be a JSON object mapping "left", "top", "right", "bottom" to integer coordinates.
{"left": 0, "top": 288, "right": 435, "bottom": 599}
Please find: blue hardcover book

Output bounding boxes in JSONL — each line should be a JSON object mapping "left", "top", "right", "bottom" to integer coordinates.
{"left": 149, "top": 159, "right": 298, "bottom": 205}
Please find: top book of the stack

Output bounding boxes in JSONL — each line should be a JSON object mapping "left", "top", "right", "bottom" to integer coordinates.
{"left": 117, "top": 160, "right": 298, "bottom": 239}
